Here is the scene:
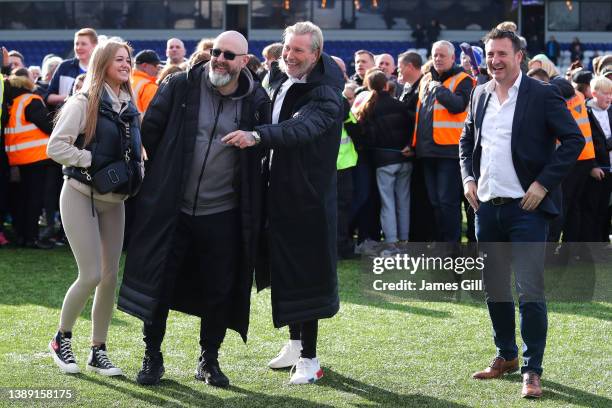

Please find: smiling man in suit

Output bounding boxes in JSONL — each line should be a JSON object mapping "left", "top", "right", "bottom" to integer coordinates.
{"left": 459, "top": 28, "right": 584, "bottom": 399}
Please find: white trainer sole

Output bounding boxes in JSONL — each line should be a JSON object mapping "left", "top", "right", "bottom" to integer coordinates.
{"left": 86, "top": 364, "right": 123, "bottom": 376}
{"left": 289, "top": 368, "right": 324, "bottom": 385}
{"left": 268, "top": 357, "right": 300, "bottom": 369}
{"left": 48, "top": 341, "right": 79, "bottom": 374}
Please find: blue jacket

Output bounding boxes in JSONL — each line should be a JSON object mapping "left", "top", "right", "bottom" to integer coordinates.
{"left": 459, "top": 75, "right": 584, "bottom": 217}
{"left": 45, "top": 58, "right": 84, "bottom": 102}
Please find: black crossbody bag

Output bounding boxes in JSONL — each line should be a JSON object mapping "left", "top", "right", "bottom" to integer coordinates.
{"left": 83, "top": 120, "right": 141, "bottom": 196}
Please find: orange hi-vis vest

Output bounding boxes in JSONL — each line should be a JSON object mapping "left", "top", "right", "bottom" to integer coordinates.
{"left": 131, "top": 70, "right": 158, "bottom": 114}
{"left": 4, "top": 93, "right": 49, "bottom": 166}
{"left": 413, "top": 71, "right": 474, "bottom": 147}
{"left": 566, "top": 91, "right": 595, "bottom": 161}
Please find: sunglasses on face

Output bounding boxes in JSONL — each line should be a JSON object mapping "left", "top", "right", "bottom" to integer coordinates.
{"left": 211, "top": 48, "right": 246, "bottom": 61}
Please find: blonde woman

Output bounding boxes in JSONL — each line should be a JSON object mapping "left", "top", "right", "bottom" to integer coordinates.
{"left": 47, "top": 39, "right": 143, "bottom": 375}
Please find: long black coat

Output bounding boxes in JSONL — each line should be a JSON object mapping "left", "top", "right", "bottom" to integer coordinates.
{"left": 118, "top": 62, "right": 271, "bottom": 342}
{"left": 255, "top": 53, "right": 344, "bottom": 328}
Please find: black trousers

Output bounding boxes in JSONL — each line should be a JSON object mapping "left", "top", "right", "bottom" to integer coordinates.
{"left": 43, "top": 161, "right": 62, "bottom": 227}
{"left": 143, "top": 209, "right": 240, "bottom": 361}
{"left": 562, "top": 161, "right": 592, "bottom": 242}
{"left": 12, "top": 161, "right": 46, "bottom": 242}
{"left": 289, "top": 320, "right": 319, "bottom": 359}
{"left": 409, "top": 158, "right": 435, "bottom": 242}
{"left": 548, "top": 161, "right": 590, "bottom": 242}
{"left": 581, "top": 175, "right": 610, "bottom": 241}
{"left": 337, "top": 168, "right": 354, "bottom": 256}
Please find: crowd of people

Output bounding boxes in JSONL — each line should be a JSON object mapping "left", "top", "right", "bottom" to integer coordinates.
{"left": 0, "top": 20, "right": 611, "bottom": 397}
{"left": 1, "top": 25, "right": 610, "bottom": 253}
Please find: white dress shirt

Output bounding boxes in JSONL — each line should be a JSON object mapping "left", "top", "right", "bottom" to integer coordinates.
{"left": 272, "top": 75, "right": 307, "bottom": 125}
{"left": 269, "top": 74, "right": 307, "bottom": 168}
{"left": 477, "top": 72, "right": 526, "bottom": 202}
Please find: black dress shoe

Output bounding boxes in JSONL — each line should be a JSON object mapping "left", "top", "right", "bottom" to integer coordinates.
{"left": 195, "top": 358, "right": 229, "bottom": 387}
{"left": 136, "top": 351, "right": 164, "bottom": 385}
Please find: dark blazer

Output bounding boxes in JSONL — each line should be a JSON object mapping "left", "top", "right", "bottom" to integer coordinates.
{"left": 459, "top": 74, "right": 584, "bottom": 217}
{"left": 587, "top": 102, "right": 612, "bottom": 169}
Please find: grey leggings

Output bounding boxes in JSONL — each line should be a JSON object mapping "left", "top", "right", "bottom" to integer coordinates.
{"left": 58, "top": 181, "right": 124, "bottom": 343}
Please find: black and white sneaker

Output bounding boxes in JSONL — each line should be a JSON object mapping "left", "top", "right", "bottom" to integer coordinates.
{"left": 49, "top": 331, "right": 79, "bottom": 374}
{"left": 86, "top": 344, "right": 123, "bottom": 376}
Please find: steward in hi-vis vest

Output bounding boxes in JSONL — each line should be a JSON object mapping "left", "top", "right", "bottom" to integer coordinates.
{"left": 411, "top": 41, "right": 475, "bottom": 243}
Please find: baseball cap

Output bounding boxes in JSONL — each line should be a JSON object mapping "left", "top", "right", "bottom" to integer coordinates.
{"left": 135, "top": 50, "right": 161, "bottom": 65}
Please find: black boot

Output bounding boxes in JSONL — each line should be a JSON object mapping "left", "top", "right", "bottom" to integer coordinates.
{"left": 136, "top": 351, "right": 164, "bottom": 385}
{"left": 195, "top": 355, "right": 229, "bottom": 387}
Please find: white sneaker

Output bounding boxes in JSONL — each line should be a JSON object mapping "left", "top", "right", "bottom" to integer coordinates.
{"left": 289, "top": 357, "right": 323, "bottom": 385}
{"left": 268, "top": 340, "right": 302, "bottom": 369}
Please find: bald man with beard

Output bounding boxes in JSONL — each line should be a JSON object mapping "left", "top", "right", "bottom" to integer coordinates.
{"left": 119, "top": 31, "right": 271, "bottom": 388}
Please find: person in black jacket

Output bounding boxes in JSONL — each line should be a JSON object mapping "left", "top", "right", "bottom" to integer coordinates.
{"left": 351, "top": 70, "right": 414, "bottom": 253}
{"left": 223, "top": 21, "right": 343, "bottom": 385}
{"left": 118, "top": 31, "right": 270, "bottom": 388}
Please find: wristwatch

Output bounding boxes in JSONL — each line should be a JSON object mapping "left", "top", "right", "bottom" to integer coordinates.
{"left": 251, "top": 130, "right": 261, "bottom": 145}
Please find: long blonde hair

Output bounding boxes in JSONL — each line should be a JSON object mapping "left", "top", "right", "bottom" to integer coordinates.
{"left": 80, "top": 39, "right": 135, "bottom": 146}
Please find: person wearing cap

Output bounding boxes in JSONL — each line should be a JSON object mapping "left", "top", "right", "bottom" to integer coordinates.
{"left": 460, "top": 46, "right": 483, "bottom": 75}
{"left": 131, "top": 50, "right": 161, "bottom": 114}
{"left": 572, "top": 70, "right": 593, "bottom": 99}
{"left": 460, "top": 45, "right": 489, "bottom": 86}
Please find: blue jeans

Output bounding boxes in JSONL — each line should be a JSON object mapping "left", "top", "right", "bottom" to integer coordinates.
{"left": 422, "top": 158, "right": 463, "bottom": 242}
{"left": 376, "top": 162, "right": 413, "bottom": 242}
{"left": 476, "top": 200, "right": 549, "bottom": 376}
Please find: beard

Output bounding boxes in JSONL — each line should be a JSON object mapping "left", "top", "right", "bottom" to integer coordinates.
{"left": 209, "top": 61, "right": 238, "bottom": 87}
{"left": 279, "top": 57, "right": 312, "bottom": 79}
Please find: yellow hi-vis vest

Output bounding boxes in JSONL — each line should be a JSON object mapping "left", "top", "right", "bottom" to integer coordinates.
{"left": 337, "top": 110, "right": 358, "bottom": 170}
{"left": 4, "top": 93, "right": 49, "bottom": 166}
{"left": 413, "top": 71, "right": 474, "bottom": 147}
{"left": 566, "top": 91, "right": 595, "bottom": 161}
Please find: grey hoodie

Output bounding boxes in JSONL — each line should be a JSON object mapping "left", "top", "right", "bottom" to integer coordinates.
{"left": 181, "top": 64, "right": 255, "bottom": 216}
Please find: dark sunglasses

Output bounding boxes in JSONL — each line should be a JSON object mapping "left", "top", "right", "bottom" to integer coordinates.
{"left": 211, "top": 48, "right": 246, "bottom": 61}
